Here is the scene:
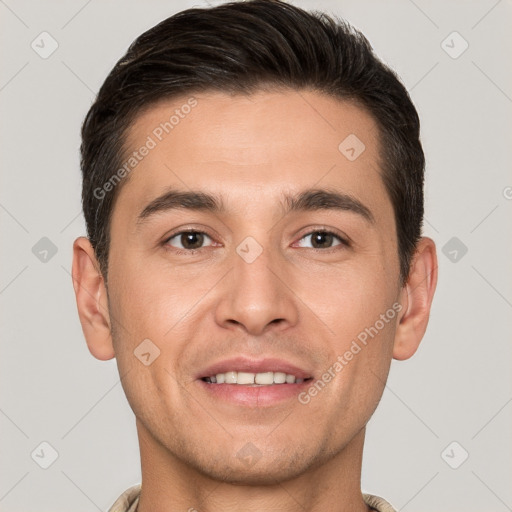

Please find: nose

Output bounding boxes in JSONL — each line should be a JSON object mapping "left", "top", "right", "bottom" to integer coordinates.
{"left": 214, "top": 241, "right": 300, "bottom": 336}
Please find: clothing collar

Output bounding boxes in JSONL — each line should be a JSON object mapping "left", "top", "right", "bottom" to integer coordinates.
{"left": 108, "top": 484, "right": 397, "bottom": 512}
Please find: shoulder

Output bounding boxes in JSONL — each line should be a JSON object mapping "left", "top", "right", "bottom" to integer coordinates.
{"left": 363, "top": 492, "right": 397, "bottom": 512}
{"left": 107, "top": 484, "right": 142, "bottom": 512}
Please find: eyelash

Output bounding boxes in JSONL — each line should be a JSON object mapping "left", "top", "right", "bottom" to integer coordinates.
{"left": 162, "top": 228, "right": 350, "bottom": 255}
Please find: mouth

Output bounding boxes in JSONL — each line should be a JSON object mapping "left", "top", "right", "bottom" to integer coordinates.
{"left": 197, "top": 356, "right": 314, "bottom": 384}
{"left": 196, "top": 357, "right": 314, "bottom": 406}
{"left": 201, "top": 371, "right": 313, "bottom": 386}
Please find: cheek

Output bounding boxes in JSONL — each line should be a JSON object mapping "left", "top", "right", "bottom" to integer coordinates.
{"left": 106, "top": 254, "right": 224, "bottom": 377}
{"left": 304, "top": 265, "right": 398, "bottom": 388}
{"left": 299, "top": 260, "right": 394, "bottom": 328}
{"left": 106, "top": 268, "right": 188, "bottom": 420}
{"left": 108, "top": 252, "right": 182, "bottom": 332}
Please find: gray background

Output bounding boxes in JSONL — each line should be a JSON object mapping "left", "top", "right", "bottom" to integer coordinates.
{"left": 1, "top": 0, "right": 511, "bottom": 510}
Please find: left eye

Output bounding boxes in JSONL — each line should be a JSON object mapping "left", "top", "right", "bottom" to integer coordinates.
{"left": 165, "top": 231, "right": 214, "bottom": 250}
{"left": 296, "top": 231, "right": 346, "bottom": 249}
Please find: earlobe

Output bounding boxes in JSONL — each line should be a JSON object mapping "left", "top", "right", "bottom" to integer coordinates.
{"left": 71, "top": 237, "right": 115, "bottom": 361}
{"left": 392, "top": 237, "right": 438, "bottom": 361}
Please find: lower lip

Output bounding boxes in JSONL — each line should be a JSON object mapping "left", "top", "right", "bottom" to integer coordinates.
{"left": 197, "top": 379, "right": 312, "bottom": 406}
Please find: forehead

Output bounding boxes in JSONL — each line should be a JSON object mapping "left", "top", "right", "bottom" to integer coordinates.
{"left": 117, "top": 88, "right": 389, "bottom": 219}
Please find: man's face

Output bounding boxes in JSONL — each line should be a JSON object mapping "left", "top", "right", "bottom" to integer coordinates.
{"left": 105, "top": 89, "right": 403, "bottom": 483}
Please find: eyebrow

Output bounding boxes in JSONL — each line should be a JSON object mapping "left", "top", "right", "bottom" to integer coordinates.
{"left": 135, "top": 187, "right": 375, "bottom": 227}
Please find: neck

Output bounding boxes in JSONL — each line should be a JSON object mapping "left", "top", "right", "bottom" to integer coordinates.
{"left": 135, "top": 419, "right": 370, "bottom": 512}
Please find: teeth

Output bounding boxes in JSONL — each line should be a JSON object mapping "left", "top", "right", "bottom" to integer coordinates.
{"left": 274, "top": 372, "right": 286, "bottom": 384}
{"left": 237, "top": 372, "right": 255, "bottom": 385}
{"left": 225, "top": 371, "right": 237, "bottom": 383}
{"left": 206, "top": 371, "right": 305, "bottom": 385}
{"left": 255, "top": 372, "right": 274, "bottom": 385}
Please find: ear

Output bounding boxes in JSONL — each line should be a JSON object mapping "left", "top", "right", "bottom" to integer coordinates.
{"left": 393, "top": 237, "right": 438, "bottom": 361}
{"left": 71, "top": 236, "right": 115, "bottom": 361}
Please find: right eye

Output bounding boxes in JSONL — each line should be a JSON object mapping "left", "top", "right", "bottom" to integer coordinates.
{"left": 164, "top": 230, "right": 215, "bottom": 252}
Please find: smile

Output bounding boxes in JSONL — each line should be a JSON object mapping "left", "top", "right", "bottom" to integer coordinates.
{"left": 202, "top": 371, "right": 313, "bottom": 385}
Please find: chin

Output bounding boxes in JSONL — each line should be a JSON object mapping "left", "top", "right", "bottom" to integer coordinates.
{"left": 188, "top": 447, "right": 319, "bottom": 486}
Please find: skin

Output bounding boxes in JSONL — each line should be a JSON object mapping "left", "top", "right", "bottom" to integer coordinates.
{"left": 72, "top": 89, "right": 437, "bottom": 512}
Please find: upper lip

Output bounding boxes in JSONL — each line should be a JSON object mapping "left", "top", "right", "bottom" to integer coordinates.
{"left": 197, "top": 356, "right": 313, "bottom": 380}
